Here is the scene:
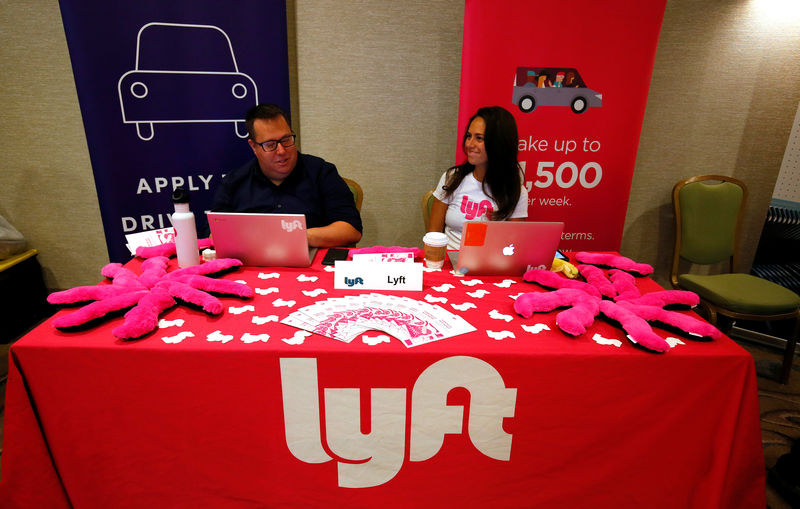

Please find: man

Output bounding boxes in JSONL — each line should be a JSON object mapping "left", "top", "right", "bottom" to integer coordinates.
{"left": 212, "top": 104, "right": 362, "bottom": 247}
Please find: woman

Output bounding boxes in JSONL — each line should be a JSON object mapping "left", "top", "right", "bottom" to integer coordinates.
{"left": 428, "top": 106, "right": 528, "bottom": 250}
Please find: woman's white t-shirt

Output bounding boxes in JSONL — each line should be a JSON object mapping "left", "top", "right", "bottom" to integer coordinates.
{"left": 432, "top": 171, "right": 529, "bottom": 250}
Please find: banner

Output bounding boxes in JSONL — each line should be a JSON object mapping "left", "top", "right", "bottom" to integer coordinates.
{"left": 459, "top": 0, "right": 666, "bottom": 251}
{"left": 58, "top": 0, "right": 290, "bottom": 262}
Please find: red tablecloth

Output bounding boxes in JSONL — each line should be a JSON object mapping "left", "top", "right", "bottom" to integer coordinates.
{"left": 0, "top": 251, "right": 766, "bottom": 508}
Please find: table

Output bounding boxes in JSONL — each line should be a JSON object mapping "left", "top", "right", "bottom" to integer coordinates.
{"left": 0, "top": 251, "right": 766, "bottom": 508}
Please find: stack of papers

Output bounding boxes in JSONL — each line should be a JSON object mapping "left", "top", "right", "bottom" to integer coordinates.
{"left": 282, "top": 293, "right": 475, "bottom": 347}
{"left": 125, "top": 228, "right": 176, "bottom": 255}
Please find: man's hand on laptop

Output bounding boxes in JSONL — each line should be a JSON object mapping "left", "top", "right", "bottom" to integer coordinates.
{"left": 307, "top": 221, "right": 362, "bottom": 248}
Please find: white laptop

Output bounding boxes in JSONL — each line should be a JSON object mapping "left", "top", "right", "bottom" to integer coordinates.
{"left": 452, "top": 221, "right": 565, "bottom": 276}
{"left": 206, "top": 212, "right": 317, "bottom": 267}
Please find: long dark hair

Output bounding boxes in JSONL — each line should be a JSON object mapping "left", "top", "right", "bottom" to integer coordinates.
{"left": 441, "top": 106, "right": 522, "bottom": 220}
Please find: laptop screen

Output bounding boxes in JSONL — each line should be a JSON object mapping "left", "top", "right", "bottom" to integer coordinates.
{"left": 206, "top": 212, "right": 316, "bottom": 267}
{"left": 454, "top": 221, "right": 564, "bottom": 276}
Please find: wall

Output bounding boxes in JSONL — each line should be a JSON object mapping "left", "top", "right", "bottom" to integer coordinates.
{"left": 1, "top": 0, "right": 799, "bottom": 290}
{"left": 0, "top": 1, "right": 105, "bottom": 289}
{"left": 624, "top": 0, "right": 800, "bottom": 286}
{"left": 290, "top": 0, "right": 464, "bottom": 248}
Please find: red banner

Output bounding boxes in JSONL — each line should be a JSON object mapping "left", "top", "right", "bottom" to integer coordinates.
{"left": 459, "top": 0, "right": 666, "bottom": 251}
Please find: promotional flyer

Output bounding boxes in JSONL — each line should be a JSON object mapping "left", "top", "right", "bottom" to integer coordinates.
{"left": 59, "top": 0, "right": 290, "bottom": 261}
{"left": 459, "top": 0, "right": 667, "bottom": 251}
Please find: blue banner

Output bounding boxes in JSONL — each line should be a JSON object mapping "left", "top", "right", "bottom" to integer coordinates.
{"left": 58, "top": 0, "right": 290, "bottom": 262}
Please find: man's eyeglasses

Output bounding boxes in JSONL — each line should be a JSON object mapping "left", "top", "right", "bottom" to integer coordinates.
{"left": 254, "top": 134, "right": 296, "bottom": 152}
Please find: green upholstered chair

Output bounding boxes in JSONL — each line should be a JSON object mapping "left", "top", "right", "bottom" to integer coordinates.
{"left": 343, "top": 178, "right": 363, "bottom": 212}
{"left": 422, "top": 189, "right": 435, "bottom": 231}
{"left": 671, "top": 174, "right": 800, "bottom": 384}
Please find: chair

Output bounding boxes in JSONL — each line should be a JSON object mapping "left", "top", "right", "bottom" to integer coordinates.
{"left": 671, "top": 175, "right": 800, "bottom": 383}
{"left": 421, "top": 189, "right": 435, "bottom": 231}
{"left": 342, "top": 178, "right": 363, "bottom": 212}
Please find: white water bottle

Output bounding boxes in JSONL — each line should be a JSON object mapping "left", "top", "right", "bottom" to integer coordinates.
{"left": 171, "top": 188, "right": 200, "bottom": 267}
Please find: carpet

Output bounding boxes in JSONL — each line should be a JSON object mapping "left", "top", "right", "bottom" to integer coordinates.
{"left": 736, "top": 339, "right": 800, "bottom": 509}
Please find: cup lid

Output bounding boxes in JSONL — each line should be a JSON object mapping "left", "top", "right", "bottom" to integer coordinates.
{"left": 423, "top": 232, "right": 448, "bottom": 246}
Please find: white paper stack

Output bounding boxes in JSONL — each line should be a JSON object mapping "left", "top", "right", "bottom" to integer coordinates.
{"left": 124, "top": 228, "right": 176, "bottom": 255}
{"left": 281, "top": 293, "right": 475, "bottom": 347}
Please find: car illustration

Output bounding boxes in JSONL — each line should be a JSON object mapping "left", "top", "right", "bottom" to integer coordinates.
{"left": 511, "top": 67, "right": 602, "bottom": 114}
{"left": 118, "top": 22, "right": 258, "bottom": 141}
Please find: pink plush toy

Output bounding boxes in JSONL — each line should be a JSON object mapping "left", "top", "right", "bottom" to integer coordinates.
{"left": 515, "top": 251, "right": 719, "bottom": 352}
{"left": 607, "top": 269, "right": 641, "bottom": 301}
{"left": 574, "top": 251, "right": 653, "bottom": 276}
{"left": 577, "top": 264, "right": 616, "bottom": 299}
{"left": 624, "top": 290, "right": 700, "bottom": 308}
{"left": 616, "top": 300, "right": 721, "bottom": 341}
{"left": 597, "top": 300, "right": 670, "bottom": 352}
{"left": 523, "top": 269, "right": 601, "bottom": 299}
{"left": 48, "top": 257, "right": 253, "bottom": 340}
{"left": 514, "top": 288, "right": 600, "bottom": 336}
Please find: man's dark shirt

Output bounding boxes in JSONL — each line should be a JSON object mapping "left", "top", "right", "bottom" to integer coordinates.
{"left": 211, "top": 153, "right": 362, "bottom": 234}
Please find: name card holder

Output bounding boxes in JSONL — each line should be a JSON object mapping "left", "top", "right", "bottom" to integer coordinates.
{"left": 333, "top": 261, "right": 423, "bottom": 291}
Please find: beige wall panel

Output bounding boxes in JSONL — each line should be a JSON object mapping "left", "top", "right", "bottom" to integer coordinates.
{"left": 624, "top": 0, "right": 800, "bottom": 287}
{"left": 0, "top": 0, "right": 107, "bottom": 290}
{"left": 293, "top": 0, "right": 464, "bottom": 247}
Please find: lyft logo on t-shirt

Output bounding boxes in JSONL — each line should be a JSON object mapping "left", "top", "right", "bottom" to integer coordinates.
{"left": 461, "top": 196, "right": 493, "bottom": 220}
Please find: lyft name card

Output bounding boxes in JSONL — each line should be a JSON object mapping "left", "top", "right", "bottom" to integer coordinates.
{"left": 351, "top": 252, "right": 415, "bottom": 263}
{"left": 334, "top": 261, "right": 423, "bottom": 291}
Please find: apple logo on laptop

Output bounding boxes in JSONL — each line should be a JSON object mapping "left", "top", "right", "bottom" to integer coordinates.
{"left": 502, "top": 243, "right": 515, "bottom": 256}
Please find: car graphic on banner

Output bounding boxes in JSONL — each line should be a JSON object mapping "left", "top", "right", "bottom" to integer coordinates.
{"left": 118, "top": 22, "right": 258, "bottom": 141}
{"left": 512, "top": 66, "right": 602, "bottom": 114}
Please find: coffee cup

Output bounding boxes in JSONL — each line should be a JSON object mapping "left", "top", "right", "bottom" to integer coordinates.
{"left": 422, "top": 232, "right": 448, "bottom": 269}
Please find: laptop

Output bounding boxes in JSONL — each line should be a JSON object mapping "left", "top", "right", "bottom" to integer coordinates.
{"left": 206, "top": 212, "right": 317, "bottom": 267}
{"left": 451, "top": 221, "right": 564, "bottom": 276}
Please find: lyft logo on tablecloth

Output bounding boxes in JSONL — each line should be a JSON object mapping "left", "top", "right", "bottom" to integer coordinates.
{"left": 280, "top": 356, "right": 517, "bottom": 488}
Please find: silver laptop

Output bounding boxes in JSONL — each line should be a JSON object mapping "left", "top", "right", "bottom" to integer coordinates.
{"left": 206, "top": 212, "right": 317, "bottom": 267}
{"left": 452, "top": 221, "right": 564, "bottom": 276}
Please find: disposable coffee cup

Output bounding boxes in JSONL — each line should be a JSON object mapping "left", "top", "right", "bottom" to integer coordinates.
{"left": 422, "top": 232, "right": 448, "bottom": 269}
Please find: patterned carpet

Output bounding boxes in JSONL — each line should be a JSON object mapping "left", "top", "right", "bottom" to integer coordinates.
{"left": 0, "top": 339, "right": 797, "bottom": 507}
{"left": 739, "top": 338, "right": 800, "bottom": 509}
